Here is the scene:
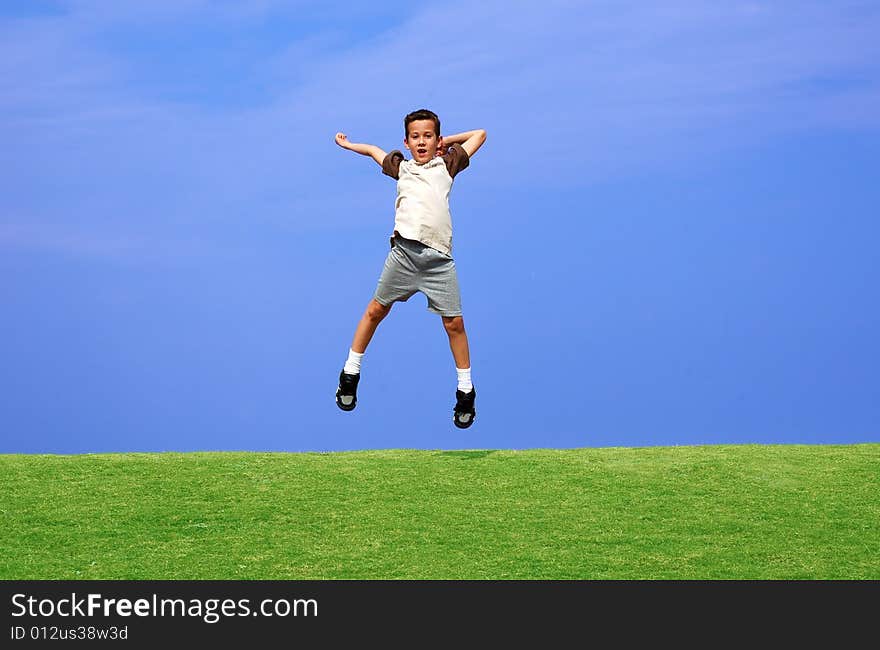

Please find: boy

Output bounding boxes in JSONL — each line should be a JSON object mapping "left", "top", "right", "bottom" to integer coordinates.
{"left": 333, "top": 108, "right": 487, "bottom": 428}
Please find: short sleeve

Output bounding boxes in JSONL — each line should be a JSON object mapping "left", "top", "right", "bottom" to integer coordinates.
{"left": 382, "top": 150, "right": 405, "bottom": 179}
{"left": 442, "top": 143, "right": 470, "bottom": 179}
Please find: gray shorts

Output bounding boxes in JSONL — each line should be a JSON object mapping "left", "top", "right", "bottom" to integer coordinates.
{"left": 373, "top": 236, "right": 462, "bottom": 317}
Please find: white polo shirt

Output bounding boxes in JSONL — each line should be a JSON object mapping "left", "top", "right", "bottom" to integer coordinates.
{"left": 381, "top": 143, "right": 470, "bottom": 256}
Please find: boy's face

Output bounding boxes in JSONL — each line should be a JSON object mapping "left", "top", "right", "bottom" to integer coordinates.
{"left": 404, "top": 119, "right": 442, "bottom": 164}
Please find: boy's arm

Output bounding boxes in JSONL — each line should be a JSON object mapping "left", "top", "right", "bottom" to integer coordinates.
{"left": 335, "top": 132, "right": 387, "bottom": 166}
{"left": 441, "top": 129, "right": 487, "bottom": 158}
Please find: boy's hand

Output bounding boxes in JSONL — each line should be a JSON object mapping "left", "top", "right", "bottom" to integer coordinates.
{"left": 443, "top": 129, "right": 486, "bottom": 158}
{"left": 334, "top": 132, "right": 386, "bottom": 165}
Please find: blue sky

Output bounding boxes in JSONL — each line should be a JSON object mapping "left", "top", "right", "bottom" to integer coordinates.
{"left": 2, "top": 0, "right": 879, "bottom": 453}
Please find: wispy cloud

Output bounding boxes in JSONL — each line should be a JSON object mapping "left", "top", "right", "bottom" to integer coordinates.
{"left": 2, "top": 0, "right": 878, "bottom": 258}
{"left": 292, "top": 0, "right": 880, "bottom": 180}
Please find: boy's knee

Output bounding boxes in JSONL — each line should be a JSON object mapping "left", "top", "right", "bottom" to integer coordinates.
{"left": 366, "top": 300, "right": 392, "bottom": 322}
{"left": 442, "top": 315, "right": 465, "bottom": 335}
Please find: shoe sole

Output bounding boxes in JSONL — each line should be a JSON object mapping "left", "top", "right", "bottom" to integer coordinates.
{"left": 336, "top": 392, "right": 356, "bottom": 411}
{"left": 453, "top": 413, "right": 475, "bottom": 429}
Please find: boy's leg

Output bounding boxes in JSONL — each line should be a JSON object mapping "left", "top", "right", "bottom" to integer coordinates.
{"left": 443, "top": 315, "right": 476, "bottom": 428}
{"left": 338, "top": 238, "right": 414, "bottom": 411}
{"left": 337, "top": 299, "right": 392, "bottom": 411}
{"left": 441, "top": 315, "right": 470, "bottom": 370}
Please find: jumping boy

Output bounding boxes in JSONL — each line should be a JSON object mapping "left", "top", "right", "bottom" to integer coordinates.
{"left": 333, "top": 108, "right": 487, "bottom": 428}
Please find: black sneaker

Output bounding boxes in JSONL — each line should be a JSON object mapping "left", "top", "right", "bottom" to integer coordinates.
{"left": 336, "top": 370, "right": 360, "bottom": 411}
{"left": 453, "top": 387, "right": 476, "bottom": 428}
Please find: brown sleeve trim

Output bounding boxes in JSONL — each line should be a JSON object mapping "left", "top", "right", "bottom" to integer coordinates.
{"left": 443, "top": 143, "right": 470, "bottom": 179}
{"left": 382, "top": 150, "right": 405, "bottom": 179}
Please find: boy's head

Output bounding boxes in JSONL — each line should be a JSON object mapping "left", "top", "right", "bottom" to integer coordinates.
{"left": 404, "top": 108, "right": 442, "bottom": 164}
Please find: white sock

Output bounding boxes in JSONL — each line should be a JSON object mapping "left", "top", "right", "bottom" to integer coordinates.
{"left": 344, "top": 349, "right": 364, "bottom": 375}
{"left": 456, "top": 367, "right": 473, "bottom": 393}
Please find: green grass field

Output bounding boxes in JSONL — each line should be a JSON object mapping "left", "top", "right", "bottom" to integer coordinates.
{"left": 2, "top": 444, "right": 878, "bottom": 579}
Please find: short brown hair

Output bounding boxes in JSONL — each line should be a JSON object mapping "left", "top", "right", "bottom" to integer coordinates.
{"left": 404, "top": 109, "right": 440, "bottom": 137}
